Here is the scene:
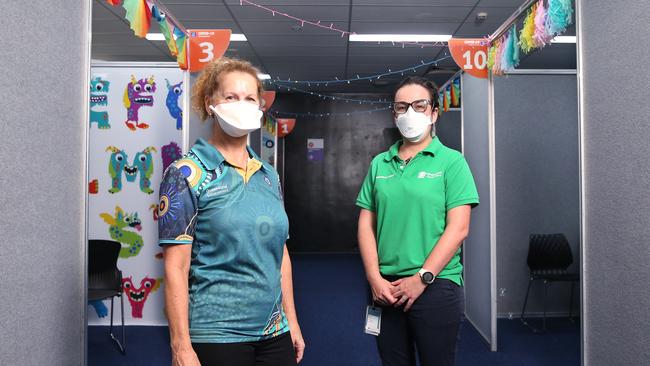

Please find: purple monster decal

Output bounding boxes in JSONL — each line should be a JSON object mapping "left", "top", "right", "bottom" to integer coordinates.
{"left": 123, "top": 75, "right": 156, "bottom": 131}
{"left": 161, "top": 141, "right": 183, "bottom": 174}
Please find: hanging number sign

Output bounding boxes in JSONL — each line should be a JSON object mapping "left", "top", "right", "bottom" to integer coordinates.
{"left": 262, "top": 91, "right": 276, "bottom": 112}
{"left": 448, "top": 38, "right": 489, "bottom": 79}
{"left": 276, "top": 118, "right": 296, "bottom": 138}
{"left": 187, "top": 29, "right": 231, "bottom": 72}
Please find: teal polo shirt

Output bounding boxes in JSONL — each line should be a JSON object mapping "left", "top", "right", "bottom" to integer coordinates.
{"left": 356, "top": 137, "right": 479, "bottom": 285}
{"left": 158, "top": 138, "right": 289, "bottom": 343}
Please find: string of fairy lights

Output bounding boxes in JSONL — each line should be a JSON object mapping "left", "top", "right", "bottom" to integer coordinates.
{"left": 265, "top": 55, "right": 453, "bottom": 118}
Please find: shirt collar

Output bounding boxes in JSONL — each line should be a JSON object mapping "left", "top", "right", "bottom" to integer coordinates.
{"left": 191, "top": 138, "right": 269, "bottom": 172}
{"left": 384, "top": 136, "right": 442, "bottom": 162}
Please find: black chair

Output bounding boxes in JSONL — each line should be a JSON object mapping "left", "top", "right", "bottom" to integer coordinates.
{"left": 520, "top": 233, "right": 579, "bottom": 333}
{"left": 88, "top": 239, "right": 126, "bottom": 354}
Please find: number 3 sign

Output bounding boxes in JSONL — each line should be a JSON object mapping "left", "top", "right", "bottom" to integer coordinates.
{"left": 448, "top": 38, "right": 489, "bottom": 79}
{"left": 187, "top": 29, "right": 231, "bottom": 73}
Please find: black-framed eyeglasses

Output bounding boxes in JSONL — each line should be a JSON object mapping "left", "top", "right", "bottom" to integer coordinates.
{"left": 392, "top": 99, "right": 432, "bottom": 114}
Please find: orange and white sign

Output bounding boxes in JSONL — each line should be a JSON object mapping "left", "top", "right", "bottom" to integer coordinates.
{"left": 187, "top": 29, "right": 231, "bottom": 73}
{"left": 277, "top": 118, "right": 296, "bottom": 138}
{"left": 448, "top": 38, "right": 489, "bottom": 79}
{"left": 262, "top": 91, "right": 276, "bottom": 112}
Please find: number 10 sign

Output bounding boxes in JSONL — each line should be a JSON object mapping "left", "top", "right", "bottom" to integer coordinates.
{"left": 448, "top": 38, "right": 489, "bottom": 79}
{"left": 187, "top": 29, "right": 232, "bottom": 73}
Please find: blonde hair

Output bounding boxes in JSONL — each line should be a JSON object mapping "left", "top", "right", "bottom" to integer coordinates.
{"left": 191, "top": 57, "right": 264, "bottom": 121}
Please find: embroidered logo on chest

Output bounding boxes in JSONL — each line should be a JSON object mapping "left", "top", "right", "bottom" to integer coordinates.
{"left": 417, "top": 171, "right": 442, "bottom": 179}
{"left": 205, "top": 184, "right": 229, "bottom": 197}
{"left": 376, "top": 174, "right": 395, "bottom": 180}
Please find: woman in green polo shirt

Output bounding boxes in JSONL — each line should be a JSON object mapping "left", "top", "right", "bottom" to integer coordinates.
{"left": 159, "top": 57, "right": 304, "bottom": 366}
{"left": 357, "top": 76, "right": 479, "bottom": 366}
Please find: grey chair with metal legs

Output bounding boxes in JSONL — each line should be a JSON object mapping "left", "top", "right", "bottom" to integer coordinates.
{"left": 520, "top": 233, "right": 579, "bottom": 333}
{"left": 88, "top": 239, "right": 126, "bottom": 354}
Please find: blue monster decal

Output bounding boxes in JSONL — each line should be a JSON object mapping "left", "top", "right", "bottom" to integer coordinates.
{"left": 89, "top": 300, "right": 108, "bottom": 318}
{"left": 90, "top": 76, "right": 110, "bottom": 129}
{"left": 165, "top": 79, "right": 183, "bottom": 130}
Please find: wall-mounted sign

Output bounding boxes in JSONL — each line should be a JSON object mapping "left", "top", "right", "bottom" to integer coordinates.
{"left": 307, "top": 138, "right": 324, "bottom": 162}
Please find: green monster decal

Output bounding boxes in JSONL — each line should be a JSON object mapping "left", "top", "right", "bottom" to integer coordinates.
{"left": 100, "top": 206, "right": 144, "bottom": 258}
{"left": 106, "top": 146, "right": 157, "bottom": 194}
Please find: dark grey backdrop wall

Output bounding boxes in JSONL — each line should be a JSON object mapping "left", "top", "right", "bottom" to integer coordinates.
{"left": 277, "top": 93, "right": 461, "bottom": 252}
{"left": 460, "top": 74, "right": 495, "bottom": 349}
{"left": 494, "top": 73, "right": 579, "bottom": 317}
{"left": 579, "top": 1, "right": 650, "bottom": 365}
{"left": 280, "top": 93, "right": 392, "bottom": 252}
{"left": 0, "top": 1, "right": 90, "bottom": 365}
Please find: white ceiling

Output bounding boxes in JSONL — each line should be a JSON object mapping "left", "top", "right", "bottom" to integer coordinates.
{"left": 92, "top": 0, "right": 576, "bottom": 91}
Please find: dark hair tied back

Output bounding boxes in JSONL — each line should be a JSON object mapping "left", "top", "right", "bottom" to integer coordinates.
{"left": 393, "top": 76, "right": 439, "bottom": 110}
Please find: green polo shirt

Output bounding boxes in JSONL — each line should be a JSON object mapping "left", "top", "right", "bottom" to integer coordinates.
{"left": 356, "top": 137, "right": 479, "bottom": 285}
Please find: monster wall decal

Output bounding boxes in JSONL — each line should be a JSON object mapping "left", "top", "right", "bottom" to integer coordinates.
{"left": 149, "top": 203, "right": 159, "bottom": 221}
{"left": 123, "top": 75, "right": 156, "bottom": 131}
{"left": 100, "top": 206, "right": 145, "bottom": 258}
{"left": 165, "top": 79, "right": 183, "bottom": 130}
{"left": 161, "top": 141, "right": 183, "bottom": 174}
{"left": 106, "top": 146, "right": 157, "bottom": 194}
{"left": 90, "top": 76, "right": 110, "bottom": 129}
{"left": 122, "top": 276, "right": 163, "bottom": 318}
{"left": 89, "top": 179, "right": 99, "bottom": 194}
{"left": 89, "top": 300, "right": 109, "bottom": 318}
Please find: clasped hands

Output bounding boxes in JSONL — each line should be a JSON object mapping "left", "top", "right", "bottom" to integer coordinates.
{"left": 370, "top": 274, "right": 427, "bottom": 312}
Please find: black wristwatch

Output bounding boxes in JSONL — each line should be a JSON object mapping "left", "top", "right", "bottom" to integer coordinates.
{"left": 418, "top": 269, "right": 436, "bottom": 285}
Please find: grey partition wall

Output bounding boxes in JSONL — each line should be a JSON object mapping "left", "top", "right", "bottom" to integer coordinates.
{"left": 0, "top": 1, "right": 90, "bottom": 365}
{"left": 461, "top": 74, "right": 496, "bottom": 350}
{"left": 578, "top": 1, "right": 650, "bottom": 365}
{"left": 494, "top": 73, "right": 579, "bottom": 317}
{"left": 437, "top": 110, "right": 462, "bottom": 153}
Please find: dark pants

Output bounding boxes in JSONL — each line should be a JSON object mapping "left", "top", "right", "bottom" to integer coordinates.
{"left": 192, "top": 332, "right": 296, "bottom": 366}
{"left": 375, "top": 277, "right": 464, "bottom": 366}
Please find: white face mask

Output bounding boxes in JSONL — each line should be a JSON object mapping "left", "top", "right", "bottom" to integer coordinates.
{"left": 209, "top": 101, "right": 263, "bottom": 138}
{"left": 395, "top": 106, "right": 433, "bottom": 142}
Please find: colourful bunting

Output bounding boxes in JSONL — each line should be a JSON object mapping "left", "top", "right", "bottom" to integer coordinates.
{"left": 546, "top": 0, "right": 574, "bottom": 35}
{"left": 152, "top": 5, "right": 178, "bottom": 56}
{"left": 122, "top": 0, "right": 152, "bottom": 38}
{"left": 520, "top": 2, "right": 537, "bottom": 53}
{"left": 106, "top": 0, "right": 122, "bottom": 5}
{"left": 500, "top": 26, "right": 520, "bottom": 72}
{"left": 174, "top": 27, "right": 188, "bottom": 70}
{"left": 443, "top": 85, "right": 451, "bottom": 112}
{"left": 493, "top": 39, "right": 505, "bottom": 75}
{"left": 450, "top": 80, "right": 457, "bottom": 107}
{"left": 533, "top": 0, "right": 552, "bottom": 47}
{"left": 451, "top": 78, "right": 461, "bottom": 107}
{"left": 487, "top": 43, "right": 497, "bottom": 71}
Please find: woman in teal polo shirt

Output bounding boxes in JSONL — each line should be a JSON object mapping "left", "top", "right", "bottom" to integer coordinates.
{"left": 159, "top": 57, "right": 304, "bottom": 366}
{"left": 357, "top": 76, "right": 479, "bottom": 366}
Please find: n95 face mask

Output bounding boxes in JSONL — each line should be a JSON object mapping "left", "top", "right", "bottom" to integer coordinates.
{"left": 209, "top": 101, "right": 263, "bottom": 138}
{"left": 395, "top": 107, "right": 433, "bottom": 142}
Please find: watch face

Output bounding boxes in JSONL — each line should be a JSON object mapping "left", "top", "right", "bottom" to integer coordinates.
{"left": 422, "top": 272, "right": 434, "bottom": 283}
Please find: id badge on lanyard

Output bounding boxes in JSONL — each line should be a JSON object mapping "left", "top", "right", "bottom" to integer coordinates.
{"left": 364, "top": 305, "right": 382, "bottom": 336}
